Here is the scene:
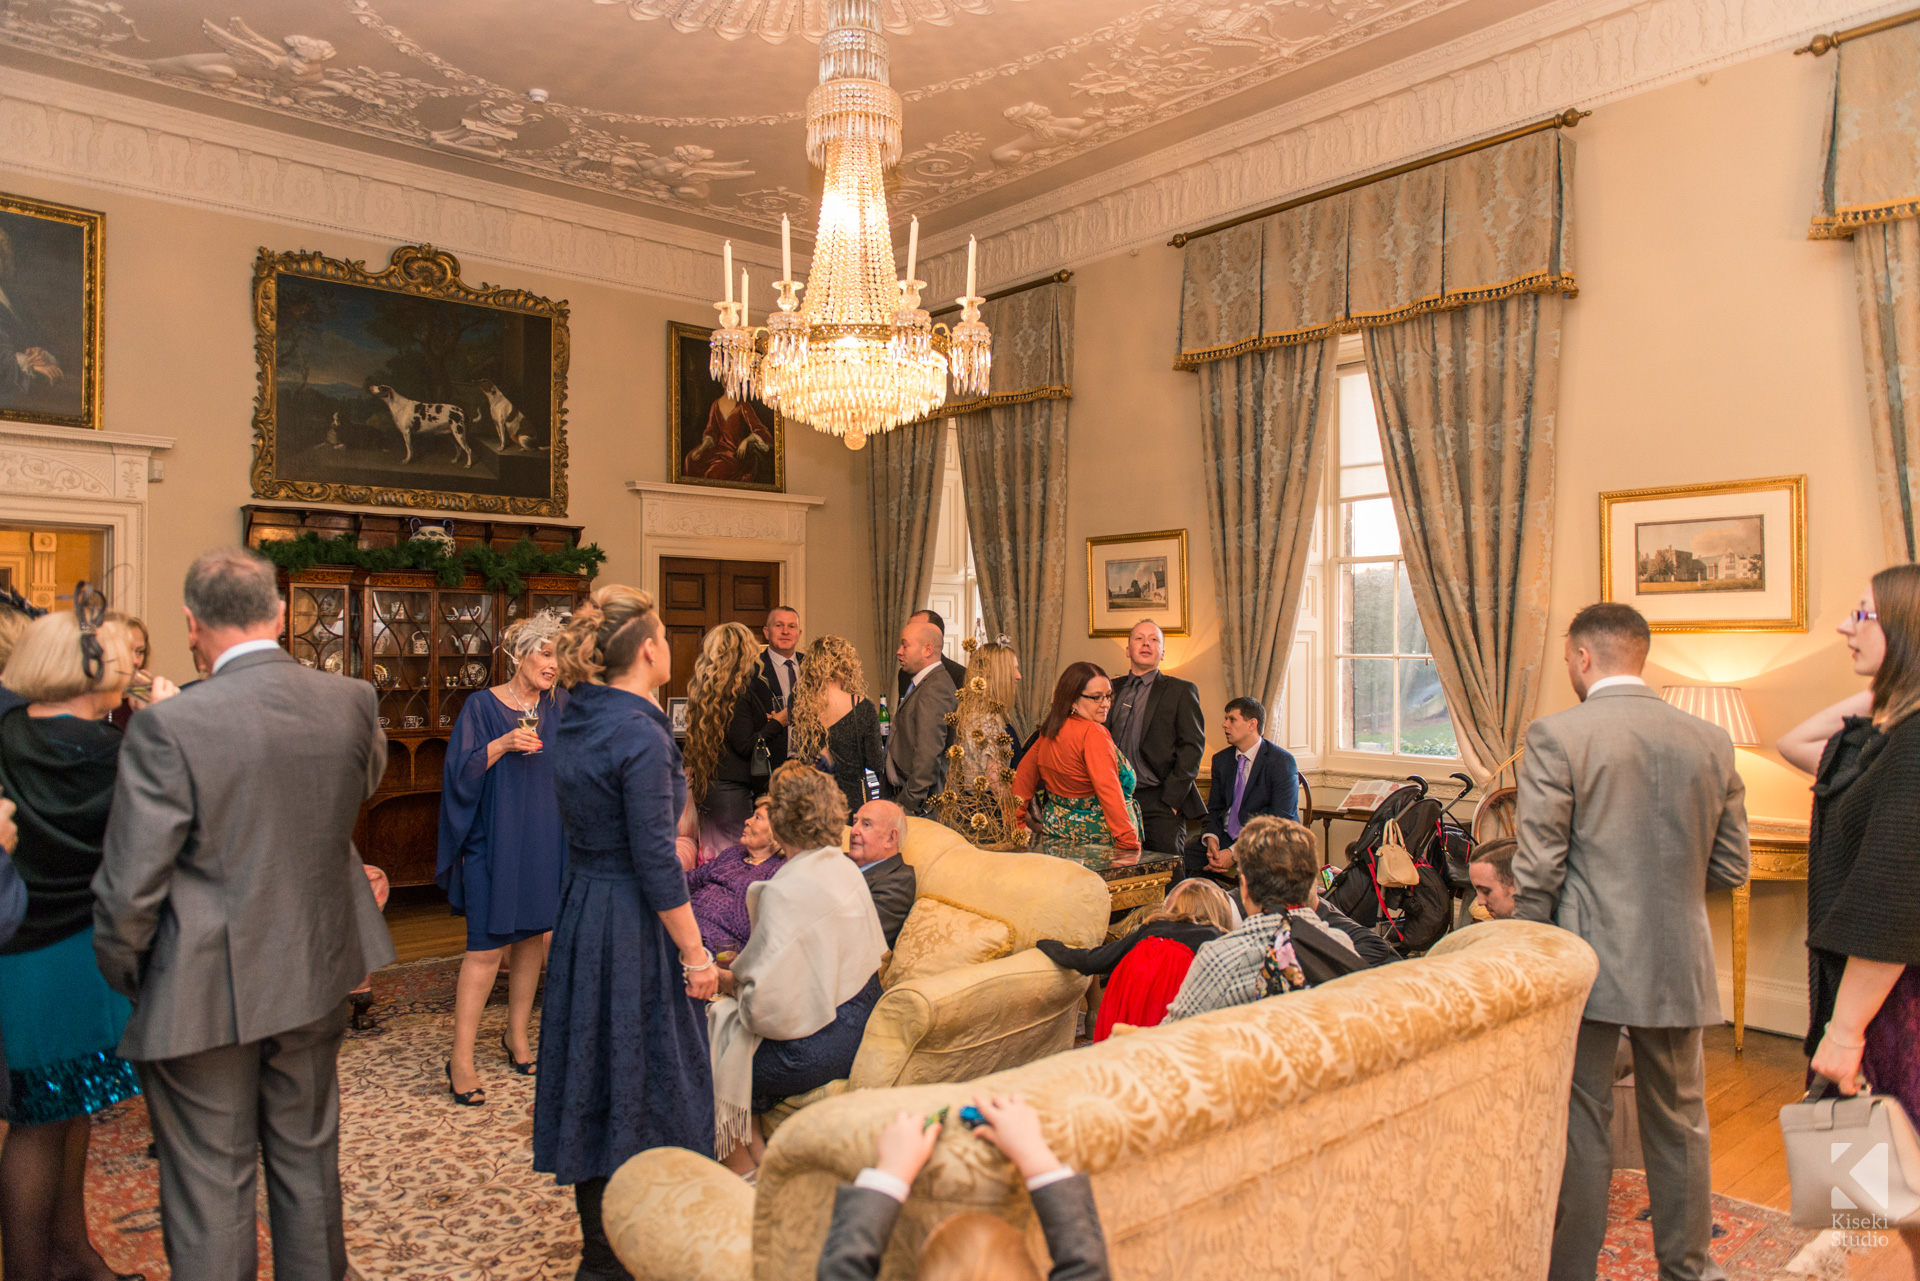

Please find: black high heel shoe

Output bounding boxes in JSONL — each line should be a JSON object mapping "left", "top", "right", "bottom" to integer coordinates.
{"left": 446, "top": 1061, "right": 486, "bottom": 1107}
{"left": 501, "top": 1030, "right": 536, "bottom": 1076}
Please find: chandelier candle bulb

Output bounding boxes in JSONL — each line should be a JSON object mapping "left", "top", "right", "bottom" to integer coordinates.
{"left": 782, "top": 215, "right": 792, "bottom": 281}
{"left": 905, "top": 216, "right": 918, "bottom": 284}
{"left": 741, "top": 269, "right": 749, "bottom": 327}
{"left": 724, "top": 240, "right": 733, "bottom": 303}
{"left": 966, "top": 235, "right": 976, "bottom": 299}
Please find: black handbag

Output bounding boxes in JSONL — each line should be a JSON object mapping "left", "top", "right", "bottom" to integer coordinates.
{"left": 749, "top": 730, "right": 773, "bottom": 780}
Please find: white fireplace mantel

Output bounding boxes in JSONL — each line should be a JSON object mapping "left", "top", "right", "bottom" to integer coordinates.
{"left": 625, "top": 481, "right": 827, "bottom": 612}
{"left": 0, "top": 423, "right": 174, "bottom": 617}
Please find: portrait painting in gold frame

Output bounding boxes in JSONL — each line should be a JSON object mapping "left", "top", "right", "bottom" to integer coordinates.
{"left": 250, "top": 243, "right": 569, "bottom": 516}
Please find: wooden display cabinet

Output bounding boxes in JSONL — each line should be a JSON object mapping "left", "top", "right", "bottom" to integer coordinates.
{"left": 245, "top": 506, "right": 593, "bottom": 887}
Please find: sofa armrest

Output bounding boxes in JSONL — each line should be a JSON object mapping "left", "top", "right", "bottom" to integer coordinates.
{"left": 604, "top": 1146, "right": 754, "bottom": 1281}
{"left": 848, "top": 947, "right": 1090, "bottom": 1090}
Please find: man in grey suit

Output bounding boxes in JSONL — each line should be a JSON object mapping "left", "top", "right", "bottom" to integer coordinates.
{"left": 1514, "top": 602, "right": 1749, "bottom": 1281}
{"left": 884, "top": 617, "right": 957, "bottom": 815}
{"left": 93, "top": 547, "right": 394, "bottom": 1281}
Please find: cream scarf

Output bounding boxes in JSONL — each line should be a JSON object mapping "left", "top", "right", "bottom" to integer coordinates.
{"left": 706, "top": 844, "right": 887, "bottom": 1154}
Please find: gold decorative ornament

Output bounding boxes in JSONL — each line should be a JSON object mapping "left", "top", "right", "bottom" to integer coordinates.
{"left": 930, "top": 681, "right": 1022, "bottom": 850}
{"left": 249, "top": 244, "right": 571, "bottom": 516}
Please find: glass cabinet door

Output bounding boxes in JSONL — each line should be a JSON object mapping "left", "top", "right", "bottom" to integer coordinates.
{"left": 528, "top": 591, "right": 578, "bottom": 623}
{"left": 370, "top": 589, "right": 432, "bottom": 732}
{"left": 436, "top": 590, "right": 498, "bottom": 730}
{"left": 285, "top": 584, "right": 350, "bottom": 676}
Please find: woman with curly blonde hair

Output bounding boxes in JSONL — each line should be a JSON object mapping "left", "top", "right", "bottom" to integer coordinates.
{"left": 684, "top": 622, "right": 786, "bottom": 862}
{"left": 788, "top": 634, "right": 884, "bottom": 815}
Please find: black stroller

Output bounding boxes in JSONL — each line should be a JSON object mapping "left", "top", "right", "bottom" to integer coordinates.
{"left": 1326, "top": 773, "right": 1477, "bottom": 957}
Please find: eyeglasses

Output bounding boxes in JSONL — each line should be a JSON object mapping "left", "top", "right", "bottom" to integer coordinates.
{"left": 1850, "top": 609, "right": 1879, "bottom": 624}
{"left": 1078, "top": 691, "right": 1115, "bottom": 703}
{"left": 73, "top": 580, "right": 106, "bottom": 683}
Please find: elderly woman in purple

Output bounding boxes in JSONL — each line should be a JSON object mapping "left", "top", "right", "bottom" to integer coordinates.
{"left": 686, "top": 794, "right": 784, "bottom": 956}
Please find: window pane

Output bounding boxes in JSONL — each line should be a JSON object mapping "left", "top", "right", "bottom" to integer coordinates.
{"left": 1340, "top": 564, "right": 1393, "bottom": 654}
{"left": 1340, "top": 462, "right": 1388, "bottom": 499}
{"left": 1396, "top": 564, "right": 1429, "bottom": 655}
{"left": 1341, "top": 497, "right": 1400, "bottom": 557}
{"left": 1339, "top": 657, "right": 1394, "bottom": 753}
{"left": 1397, "top": 659, "right": 1458, "bottom": 758}
{"left": 1338, "top": 372, "right": 1381, "bottom": 466}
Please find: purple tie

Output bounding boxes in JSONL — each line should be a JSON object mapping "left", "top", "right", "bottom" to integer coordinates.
{"left": 1226, "top": 753, "right": 1250, "bottom": 840}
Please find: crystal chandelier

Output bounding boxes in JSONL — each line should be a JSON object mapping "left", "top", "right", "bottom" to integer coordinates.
{"left": 708, "top": 0, "right": 990, "bottom": 451}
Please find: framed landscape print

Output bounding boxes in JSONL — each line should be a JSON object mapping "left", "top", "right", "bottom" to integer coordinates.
{"left": 250, "top": 244, "right": 569, "bottom": 516}
{"left": 0, "top": 192, "right": 102, "bottom": 430}
{"left": 667, "top": 321, "right": 785, "bottom": 493}
{"left": 1088, "top": 528, "right": 1189, "bottom": 637}
{"left": 1600, "top": 475, "right": 1806, "bottom": 633}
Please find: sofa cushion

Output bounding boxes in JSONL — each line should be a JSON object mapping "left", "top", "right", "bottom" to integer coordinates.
{"left": 882, "top": 895, "right": 1014, "bottom": 990}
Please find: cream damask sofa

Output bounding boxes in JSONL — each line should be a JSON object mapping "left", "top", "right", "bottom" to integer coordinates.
{"left": 771, "top": 817, "right": 1110, "bottom": 1118}
{"left": 604, "top": 921, "right": 1596, "bottom": 1281}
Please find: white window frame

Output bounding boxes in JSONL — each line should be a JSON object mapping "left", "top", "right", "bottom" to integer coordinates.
{"left": 1271, "top": 338, "right": 1459, "bottom": 774}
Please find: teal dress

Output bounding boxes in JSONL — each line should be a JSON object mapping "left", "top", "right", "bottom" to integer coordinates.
{"left": 0, "top": 709, "right": 139, "bottom": 1126}
{"left": 1031, "top": 744, "right": 1146, "bottom": 851}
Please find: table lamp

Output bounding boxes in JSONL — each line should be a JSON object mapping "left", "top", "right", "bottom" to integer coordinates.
{"left": 1659, "top": 684, "right": 1759, "bottom": 747}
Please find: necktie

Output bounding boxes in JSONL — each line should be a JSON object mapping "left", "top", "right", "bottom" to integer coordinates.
{"left": 1226, "top": 752, "right": 1250, "bottom": 840}
{"left": 783, "top": 658, "right": 796, "bottom": 699}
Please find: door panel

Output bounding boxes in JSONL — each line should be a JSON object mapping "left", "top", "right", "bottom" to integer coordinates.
{"left": 658, "top": 557, "right": 781, "bottom": 701}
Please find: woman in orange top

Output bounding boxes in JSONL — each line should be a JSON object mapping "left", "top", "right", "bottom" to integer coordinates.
{"left": 1013, "top": 662, "right": 1143, "bottom": 850}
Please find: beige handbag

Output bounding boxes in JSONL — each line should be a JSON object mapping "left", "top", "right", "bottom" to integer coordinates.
{"left": 1374, "top": 816, "right": 1421, "bottom": 888}
{"left": 1780, "top": 1076, "right": 1920, "bottom": 1229}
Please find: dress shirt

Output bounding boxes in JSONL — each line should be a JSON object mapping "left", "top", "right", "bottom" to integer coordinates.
{"left": 211, "top": 637, "right": 282, "bottom": 674}
{"left": 900, "top": 661, "right": 938, "bottom": 700}
{"left": 1584, "top": 674, "right": 1647, "bottom": 695}
{"left": 1111, "top": 669, "right": 1156, "bottom": 782}
{"left": 1225, "top": 747, "right": 1255, "bottom": 840}
{"left": 768, "top": 650, "right": 799, "bottom": 703}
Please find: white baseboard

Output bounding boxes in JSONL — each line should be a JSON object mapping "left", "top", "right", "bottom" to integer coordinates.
{"left": 1716, "top": 969, "right": 1809, "bottom": 1041}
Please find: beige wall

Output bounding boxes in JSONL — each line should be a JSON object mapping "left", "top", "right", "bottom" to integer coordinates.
{"left": 0, "top": 174, "right": 872, "bottom": 685}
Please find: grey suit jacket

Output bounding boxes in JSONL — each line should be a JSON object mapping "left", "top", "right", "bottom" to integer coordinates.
{"left": 884, "top": 663, "right": 957, "bottom": 815}
{"left": 1513, "top": 682, "right": 1750, "bottom": 1027}
{"left": 93, "top": 647, "right": 395, "bottom": 1061}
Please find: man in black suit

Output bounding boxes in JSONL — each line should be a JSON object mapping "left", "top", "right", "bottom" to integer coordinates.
{"left": 754, "top": 604, "right": 803, "bottom": 765}
{"left": 1106, "top": 620, "right": 1205, "bottom": 855}
{"left": 848, "top": 800, "right": 917, "bottom": 948}
{"left": 1184, "top": 696, "right": 1299, "bottom": 884}
{"left": 893, "top": 608, "right": 966, "bottom": 700}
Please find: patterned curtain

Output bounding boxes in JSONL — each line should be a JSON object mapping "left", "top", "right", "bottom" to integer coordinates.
{"left": 1810, "top": 25, "right": 1920, "bottom": 561}
{"left": 1196, "top": 341, "right": 1336, "bottom": 720}
{"left": 866, "top": 419, "right": 945, "bottom": 672}
{"left": 1856, "top": 221, "right": 1920, "bottom": 562}
{"left": 953, "top": 283, "right": 1074, "bottom": 735}
{"left": 1364, "top": 292, "right": 1562, "bottom": 776}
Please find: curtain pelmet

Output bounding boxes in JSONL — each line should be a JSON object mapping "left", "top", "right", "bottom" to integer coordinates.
{"left": 1810, "top": 23, "right": 1920, "bottom": 241}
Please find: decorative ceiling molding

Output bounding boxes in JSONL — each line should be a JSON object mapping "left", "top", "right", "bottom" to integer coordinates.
{"left": 913, "top": 0, "right": 1911, "bottom": 299}
{"left": 0, "top": 66, "right": 785, "bottom": 306}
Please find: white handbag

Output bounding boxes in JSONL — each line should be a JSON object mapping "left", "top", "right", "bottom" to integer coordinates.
{"left": 1779, "top": 1076, "right": 1920, "bottom": 1230}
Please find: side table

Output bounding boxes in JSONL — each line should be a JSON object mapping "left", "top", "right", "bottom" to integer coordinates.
{"left": 1730, "top": 819, "right": 1809, "bottom": 1054}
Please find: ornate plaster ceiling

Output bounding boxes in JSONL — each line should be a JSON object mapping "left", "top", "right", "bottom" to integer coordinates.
{"left": 0, "top": 0, "right": 1564, "bottom": 240}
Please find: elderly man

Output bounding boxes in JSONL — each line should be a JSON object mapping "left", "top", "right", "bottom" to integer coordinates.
{"left": 1468, "top": 837, "right": 1519, "bottom": 920}
{"left": 848, "top": 800, "right": 917, "bottom": 948}
{"left": 1107, "top": 619, "right": 1206, "bottom": 855}
{"left": 884, "top": 618, "right": 958, "bottom": 816}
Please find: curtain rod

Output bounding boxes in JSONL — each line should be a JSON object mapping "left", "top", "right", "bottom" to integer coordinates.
{"left": 1796, "top": 6, "right": 1920, "bottom": 54}
{"left": 928, "top": 269, "right": 1072, "bottom": 318}
{"left": 1167, "top": 107, "right": 1590, "bottom": 249}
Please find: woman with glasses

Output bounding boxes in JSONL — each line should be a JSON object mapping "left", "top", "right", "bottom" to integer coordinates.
{"left": 437, "top": 613, "right": 569, "bottom": 1105}
{"left": 0, "top": 599, "right": 175, "bottom": 1281}
{"left": 1777, "top": 567, "right": 1920, "bottom": 1267}
{"left": 1012, "top": 661, "right": 1142, "bottom": 851}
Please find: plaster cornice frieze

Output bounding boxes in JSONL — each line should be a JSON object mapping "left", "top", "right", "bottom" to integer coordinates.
{"left": 914, "top": 0, "right": 1913, "bottom": 297}
{"left": 0, "top": 68, "right": 786, "bottom": 304}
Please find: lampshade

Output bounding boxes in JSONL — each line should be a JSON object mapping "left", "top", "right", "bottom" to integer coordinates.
{"left": 1660, "top": 685, "right": 1759, "bottom": 747}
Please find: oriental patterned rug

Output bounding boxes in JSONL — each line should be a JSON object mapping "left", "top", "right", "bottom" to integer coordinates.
{"left": 17, "top": 960, "right": 1852, "bottom": 1279}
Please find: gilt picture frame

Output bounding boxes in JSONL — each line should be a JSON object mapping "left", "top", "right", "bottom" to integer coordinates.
{"left": 1088, "top": 529, "right": 1189, "bottom": 637}
{"left": 1600, "top": 475, "right": 1806, "bottom": 633}
{"left": 250, "top": 243, "right": 570, "bottom": 516}
{"left": 0, "top": 191, "right": 103, "bottom": 431}
{"left": 667, "top": 321, "right": 786, "bottom": 493}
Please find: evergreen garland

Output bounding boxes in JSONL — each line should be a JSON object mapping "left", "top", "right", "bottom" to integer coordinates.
{"left": 255, "top": 533, "right": 605, "bottom": 595}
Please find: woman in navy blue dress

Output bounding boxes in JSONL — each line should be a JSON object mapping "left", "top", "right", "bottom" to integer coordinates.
{"left": 535, "top": 585, "right": 719, "bottom": 1280}
{"left": 438, "top": 613, "right": 570, "bottom": 1105}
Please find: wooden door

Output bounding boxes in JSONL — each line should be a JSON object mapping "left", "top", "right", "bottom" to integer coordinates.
{"left": 659, "top": 557, "right": 781, "bottom": 700}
